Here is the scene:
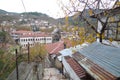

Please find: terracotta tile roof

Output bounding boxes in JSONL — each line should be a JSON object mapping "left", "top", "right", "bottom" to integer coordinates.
{"left": 45, "top": 39, "right": 72, "bottom": 55}
{"left": 20, "top": 33, "right": 50, "bottom": 37}
{"left": 11, "top": 30, "right": 33, "bottom": 34}
{"left": 45, "top": 41, "right": 64, "bottom": 54}
{"left": 64, "top": 56, "right": 86, "bottom": 79}
{"left": 61, "top": 38, "right": 73, "bottom": 48}
{"left": 12, "top": 30, "right": 51, "bottom": 37}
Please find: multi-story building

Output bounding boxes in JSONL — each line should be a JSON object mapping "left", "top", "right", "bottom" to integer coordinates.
{"left": 11, "top": 30, "right": 52, "bottom": 48}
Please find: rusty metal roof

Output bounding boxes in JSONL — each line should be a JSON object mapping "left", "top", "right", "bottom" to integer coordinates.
{"left": 73, "top": 42, "right": 120, "bottom": 80}
{"left": 64, "top": 56, "right": 86, "bottom": 79}
{"left": 73, "top": 52, "right": 117, "bottom": 80}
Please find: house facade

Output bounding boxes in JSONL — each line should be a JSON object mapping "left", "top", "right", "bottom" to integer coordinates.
{"left": 11, "top": 30, "right": 52, "bottom": 48}
{"left": 19, "top": 35, "right": 52, "bottom": 48}
{"left": 91, "top": 6, "right": 120, "bottom": 42}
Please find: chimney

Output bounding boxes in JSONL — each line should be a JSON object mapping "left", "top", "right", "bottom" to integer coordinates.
{"left": 63, "top": 42, "right": 66, "bottom": 49}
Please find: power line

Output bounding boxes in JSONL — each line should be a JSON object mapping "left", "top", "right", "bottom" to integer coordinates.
{"left": 21, "top": 0, "right": 27, "bottom": 12}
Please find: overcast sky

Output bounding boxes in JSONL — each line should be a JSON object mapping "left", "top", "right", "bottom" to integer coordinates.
{"left": 0, "top": 0, "right": 117, "bottom": 19}
{"left": 0, "top": 0, "right": 65, "bottom": 19}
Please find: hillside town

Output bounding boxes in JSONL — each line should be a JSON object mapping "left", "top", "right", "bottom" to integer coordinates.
{"left": 0, "top": 0, "right": 120, "bottom": 80}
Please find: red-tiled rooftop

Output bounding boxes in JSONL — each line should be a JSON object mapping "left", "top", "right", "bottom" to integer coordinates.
{"left": 45, "top": 40, "right": 72, "bottom": 55}
{"left": 61, "top": 38, "right": 73, "bottom": 47}
{"left": 45, "top": 41, "right": 64, "bottom": 54}
{"left": 12, "top": 30, "right": 51, "bottom": 37}
{"left": 11, "top": 30, "right": 33, "bottom": 34}
{"left": 20, "top": 33, "right": 50, "bottom": 37}
{"left": 64, "top": 56, "right": 86, "bottom": 78}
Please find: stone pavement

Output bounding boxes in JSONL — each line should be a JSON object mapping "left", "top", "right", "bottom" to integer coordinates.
{"left": 43, "top": 68, "right": 68, "bottom": 80}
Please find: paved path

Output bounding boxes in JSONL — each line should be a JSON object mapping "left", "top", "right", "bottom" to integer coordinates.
{"left": 43, "top": 68, "right": 64, "bottom": 80}
{"left": 43, "top": 57, "right": 68, "bottom": 80}
{"left": 44, "top": 56, "right": 52, "bottom": 68}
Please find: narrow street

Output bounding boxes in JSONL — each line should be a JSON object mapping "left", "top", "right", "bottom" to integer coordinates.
{"left": 42, "top": 56, "right": 68, "bottom": 80}
{"left": 31, "top": 56, "right": 67, "bottom": 80}
{"left": 43, "top": 68, "right": 64, "bottom": 80}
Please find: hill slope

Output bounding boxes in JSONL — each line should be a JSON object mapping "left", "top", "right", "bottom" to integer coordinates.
{"left": 57, "top": 9, "right": 97, "bottom": 26}
{"left": 0, "top": 9, "right": 57, "bottom": 25}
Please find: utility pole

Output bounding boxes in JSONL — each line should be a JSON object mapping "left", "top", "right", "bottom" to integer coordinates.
{"left": 15, "top": 49, "right": 19, "bottom": 80}
{"left": 28, "top": 42, "right": 30, "bottom": 63}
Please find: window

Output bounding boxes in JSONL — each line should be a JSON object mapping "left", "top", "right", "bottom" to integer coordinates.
{"left": 44, "top": 38, "right": 46, "bottom": 40}
{"left": 20, "top": 39, "right": 22, "bottom": 42}
{"left": 47, "top": 38, "right": 51, "bottom": 40}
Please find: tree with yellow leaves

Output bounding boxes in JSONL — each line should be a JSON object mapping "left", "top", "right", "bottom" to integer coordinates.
{"left": 71, "top": 27, "right": 95, "bottom": 46}
{"left": 30, "top": 43, "right": 47, "bottom": 62}
{"left": 58, "top": 0, "right": 120, "bottom": 43}
{"left": 88, "top": 10, "right": 93, "bottom": 16}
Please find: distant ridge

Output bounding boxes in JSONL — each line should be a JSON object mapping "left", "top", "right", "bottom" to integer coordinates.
{"left": 0, "top": 9, "right": 57, "bottom": 25}
{"left": 0, "top": 9, "right": 8, "bottom": 14}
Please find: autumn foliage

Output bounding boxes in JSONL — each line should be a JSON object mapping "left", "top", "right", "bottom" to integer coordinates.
{"left": 30, "top": 43, "right": 47, "bottom": 61}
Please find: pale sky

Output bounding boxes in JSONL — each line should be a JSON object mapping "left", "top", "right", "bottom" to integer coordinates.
{"left": 0, "top": 0, "right": 65, "bottom": 19}
{"left": 0, "top": 0, "right": 117, "bottom": 19}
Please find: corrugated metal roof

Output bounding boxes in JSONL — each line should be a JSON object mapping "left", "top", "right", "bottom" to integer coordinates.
{"left": 59, "top": 49, "right": 73, "bottom": 56}
{"left": 73, "top": 52, "right": 116, "bottom": 80}
{"left": 57, "top": 43, "right": 89, "bottom": 61}
{"left": 58, "top": 49, "right": 73, "bottom": 61}
{"left": 64, "top": 56, "right": 86, "bottom": 79}
{"left": 76, "top": 42, "right": 120, "bottom": 79}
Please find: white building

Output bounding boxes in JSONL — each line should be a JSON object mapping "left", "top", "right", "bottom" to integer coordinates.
{"left": 19, "top": 34, "right": 52, "bottom": 48}
{"left": 11, "top": 30, "right": 52, "bottom": 48}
